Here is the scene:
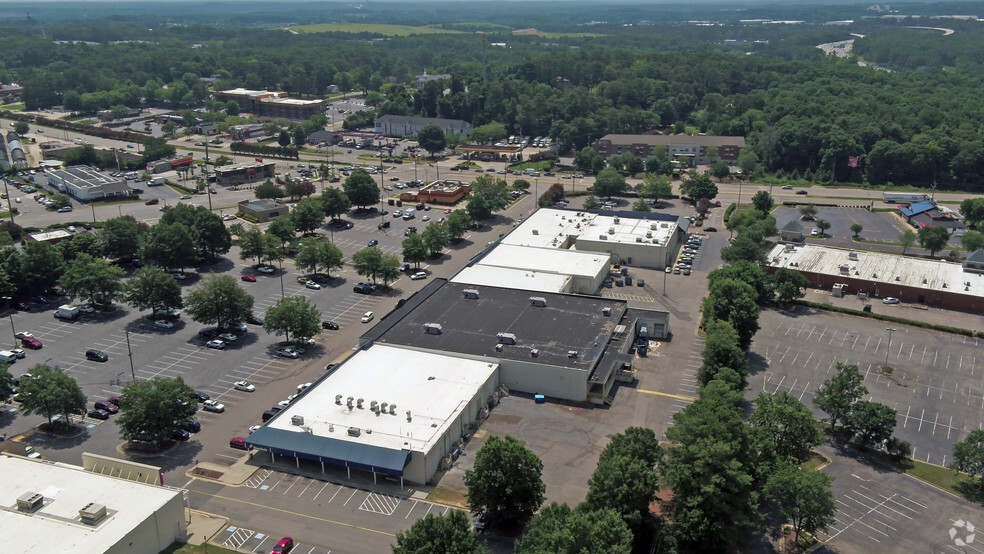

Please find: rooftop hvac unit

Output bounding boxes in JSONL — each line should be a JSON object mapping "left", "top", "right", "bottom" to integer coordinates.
{"left": 79, "top": 502, "right": 107, "bottom": 524}
{"left": 348, "top": 427, "right": 362, "bottom": 437}
{"left": 335, "top": 394, "right": 343, "bottom": 404}
{"left": 652, "top": 239, "right": 660, "bottom": 244}
{"left": 389, "top": 404, "right": 397, "bottom": 414}
{"left": 497, "top": 332, "right": 517, "bottom": 344}
{"left": 614, "top": 217, "right": 620, "bottom": 224}
{"left": 568, "top": 350, "right": 578, "bottom": 358}
{"left": 599, "top": 235, "right": 608, "bottom": 240}
{"left": 661, "top": 223, "right": 669, "bottom": 228}
{"left": 370, "top": 400, "right": 378, "bottom": 411}
{"left": 848, "top": 251, "right": 859, "bottom": 260}
{"left": 291, "top": 415, "right": 305, "bottom": 426}
{"left": 839, "top": 264, "right": 850, "bottom": 274}
{"left": 495, "top": 343, "right": 504, "bottom": 352}
{"left": 650, "top": 223, "right": 658, "bottom": 230}
{"left": 357, "top": 398, "right": 364, "bottom": 409}
{"left": 423, "top": 322, "right": 443, "bottom": 335}
{"left": 635, "top": 237, "right": 643, "bottom": 242}
{"left": 530, "top": 349, "right": 539, "bottom": 357}
{"left": 603, "top": 307, "right": 611, "bottom": 316}
{"left": 463, "top": 289, "right": 480, "bottom": 299}
{"left": 646, "top": 231, "right": 652, "bottom": 238}
{"left": 532, "top": 229, "right": 539, "bottom": 235}
{"left": 608, "top": 227, "right": 615, "bottom": 234}
{"left": 406, "top": 410, "right": 412, "bottom": 421}
{"left": 346, "top": 396, "right": 354, "bottom": 408}
{"left": 17, "top": 493, "right": 43, "bottom": 512}
{"left": 380, "top": 402, "right": 388, "bottom": 413}
{"left": 529, "top": 297, "right": 547, "bottom": 307}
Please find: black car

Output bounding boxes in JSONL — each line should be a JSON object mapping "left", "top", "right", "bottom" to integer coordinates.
{"left": 329, "top": 177, "right": 341, "bottom": 183}
{"left": 704, "top": 227, "right": 717, "bottom": 232}
{"left": 246, "top": 314, "right": 264, "bottom": 326}
{"left": 353, "top": 283, "right": 376, "bottom": 295}
{"left": 179, "top": 420, "right": 201, "bottom": 433}
{"left": 190, "top": 391, "right": 210, "bottom": 402}
{"left": 198, "top": 328, "right": 219, "bottom": 338}
{"left": 85, "top": 349, "right": 108, "bottom": 362}
{"left": 795, "top": 190, "right": 808, "bottom": 195}
{"left": 309, "top": 274, "right": 329, "bottom": 284}
{"left": 322, "top": 320, "right": 339, "bottom": 330}
{"left": 172, "top": 428, "right": 190, "bottom": 441}
{"left": 377, "top": 221, "right": 390, "bottom": 230}
{"left": 87, "top": 409, "right": 110, "bottom": 420}
{"left": 269, "top": 405, "right": 284, "bottom": 413}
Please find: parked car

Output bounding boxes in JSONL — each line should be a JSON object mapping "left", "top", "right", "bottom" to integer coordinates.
{"left": 206, "top": 339, "right": 226, "bottom": 350}
{"left": 94, "top": 401, "right": 118, "bottom": 414}
{"left": 361, "top": 311, "right": 374, "bottom": 323}
{"left": 305, "top": 281, "right": 321, "bottom": 290}
{"left": 277, "top": 348, "right": 300, "bottom": 359}
{"left": 217, "top": 333, "right": 237, "bottom": 343}
{"left": 883, "top": 297, "right": 901, "bottom": 304}
{"left": 229, "top": 437, "right": 247, "bottom": 450}
{"left": 190, "top": 391, "right": 210, "bottom": 402}
{"left": 179, "top": 420, "right": 201, "bottom": 433}
{"left": 271, "top": 537, "right": 294, "bottom": 554}
{"left": 411, "top": 271, "right": 427, "bottom": 280}
{"left": 10, "top": 348, "right": 25, "bottom": 359}
{"left": 172, "top": 428, "right": 190, "bottom": 441}
{"left": 246, "top": 314, "right": 264, "bottom": 325}
{"left": 257, "top": 266, "right": 275, "bottom": 274}
{"left": 87, "top": 409, "right": 110, "bottom": 420}
{"left": 21, "top": 338, "right": 42, "bottom": 349}
{"left": 234, "top": 380, "right": 256, "bottom": 392}
{"left": 368, "top": 239, "right": 378, "bottom": 247}
{"left": 322, "top": 320, "right": 339, "bottom": 330}
{"left": 86, "top": 349, "right": 108, "bottom": 362}
{"left": 154, "top": 320, "right": 174, "bottom": 329}
{"left": 241, "top": 275, "right": 256, "bottom": 282}
{"left": 202, "top": 400, "right": 225, "bottom": 413}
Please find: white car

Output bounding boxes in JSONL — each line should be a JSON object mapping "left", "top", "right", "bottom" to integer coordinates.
{"left": 257, "top": 266, "right": 275, "bottom": 274}
{"left": 287, "top": 393, "right": 299, "bottom": 402}
{"left": 421, "top": 215, "right": 430, "bottom": 221}
{"left": 179, "top": 195, "right": 192, "bottom": 200}
{"left": 305, "top": 281, "right": 321, "bottom": 290}
{"left": 218, "top": 333, "right": 238, "bottom": 343}
{"left": 276, "top": 348, "right": 299, "bottom": 359}
{"left": 277, "top": 399, "right": 291, "bottom": 407}
{"left": 205, "top": 339, "right": 226, "bottom": 350}
{"left": 154, "top": 320, "right": 174, "bottom": 329}
{"left": 411, "top": 271, "right": 427, "bottom": 280}
{"left": 297, "top": 382, "right": 312, "bottom": 392}
{"left": 223, "top": 214, "right": 236, "bottom": 221}
{"left": 234, "top": 380, "right": 255, "bottom": 392}
{"left": 172, "top": 273, "right": 187, "bottom": 280}
{"left": 883, "top": 297, "right": 901, "bottom": 304}
{"left": 202, "top": 400, "right": 225, "bottom": 413}
{"left": 77, "top": 305, "right": 95, "bottom": 313}
{"left": 810, "top": 229, "right": 819, "bottom": 236}
{"left": 249, "top": 425, "right": 262, "bottom": 434}
{"left": 10, "top": 348, "right": 25, "bottom": 359}
{"left": 361, "top": 311, "right": 374, "bottom": 323}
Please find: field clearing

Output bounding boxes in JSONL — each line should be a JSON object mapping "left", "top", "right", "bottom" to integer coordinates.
{"left": 288, "top": 23, "right": 461, "bottom": 36}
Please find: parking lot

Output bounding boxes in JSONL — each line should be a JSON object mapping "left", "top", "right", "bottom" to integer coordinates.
{"left": 773, "top": 206, "right": 908, "bottom": 248}
{"left": 749, "top": 307, "right": 984, "bottom": 467}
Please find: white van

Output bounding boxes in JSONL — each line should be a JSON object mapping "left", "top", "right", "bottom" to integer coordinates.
{"left": 403, "top": 208, "right": 415, "bottom": 220}
{"left": 0, "top": 350, "right": 17, "bottom": 363}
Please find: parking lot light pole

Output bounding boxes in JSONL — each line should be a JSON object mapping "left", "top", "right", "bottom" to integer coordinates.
{"left": 125, "top": 331, "right": 135, "bottom": 383}
{"left": 8, "top": 314, "right": 16, "bottom": 344}
{"left": 277, "top": 258, "right": 285, "bottom": 298}
{"left": 884, "top": 327, "right": 896, "bottom": 368}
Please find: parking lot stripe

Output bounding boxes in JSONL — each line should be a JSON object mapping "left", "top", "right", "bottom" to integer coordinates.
{"left": 343, "top": 489, "right": 359, "bottom": 506}
{"left": 312, "top": 482, "right": 330, "bottom": 501}
{"left": 327, "top": 485, "right": 343, "bottom": 504}
{"left": 638, "top": 389, "right": 696, "bottom": 402}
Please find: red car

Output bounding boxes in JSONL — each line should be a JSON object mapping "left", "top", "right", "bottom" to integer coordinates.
{"left": 271, "top": 537, "right": 294, "bottom": 554}
{"left": 241, "top": 275, "right": 256, "bottom": 282}
{"left": 21, "top": 338, "right": 42, "bottom": 349}
{"left": 229, "top": 437, "right": 247, "bottom": 450}
{"left": 105, "top": 396, "right": 121, "bottom": 406}
{"left": 93, "top": 401, "right": 118, "bottom": 414}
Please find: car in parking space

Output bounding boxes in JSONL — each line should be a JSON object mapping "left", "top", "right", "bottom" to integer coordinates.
{"left": 473, "top": 510, "right": 490, "bottom": 531}
{"left": 673, "top": 267, "right": 681, "bottom": 274}
{"left": 172, "top": 272, "right": 187, "bottom": 280}
{"left": 10, "top": 348, "right": 25, "bottom": 359}
{"left": 883, "top": 297, "right": 901, "bottom": 304}
{"left": 377, "top": 220, "right": 390, "bottom": 230}
{"left": 154, "top": 320, "right": 174, "bottom": 329}
{"left": 229, "top": 437, "right": 247, "bottom": 450}
{"left": 305, "top": 281, "right": 322, "bottom": 290}
{"left": 810, "top": 228, "right": 819, "bottom": 236}
{"left": 217, "top": 333, "right": 237, "bottom": 343}
{"left": 249, "top": 425, "right": 262, "bottom": 434}
{"left": 205, "top": 339, "right": 226, "bottom": 350}
{"left": 322, "top": 320, "right": 339, "bottom": 330}
{"left": 94, "top": 401, "right": 118, "bottom": 414}
{"left": 392, "top": 209, "right": 402, "bottom": 218}
{"left": 57, "top": 206, "right": 72, "bottom": 213}
{"left": 353, "top": 283, "right": 376, "bottom": 294}
{"left": 86, "top": 349, "right": 109, "bottom": 362}
{"left": 179, "top": 420, "right": 201, "bottom": 433}
{"left": 179, "top": 195, "right": 192, "bottom": 200}
{"left": 368, "top": 239, "right": 378, "bottom": 247}
{"left": 421, "top": 215, "right": 430, "bottom": 222}
{"left": 14, "top": 331, "right": 34, "bottom": 341}
{"left": 198, "top": 328, "right": 219, "bottom": 339}
{"left": 202, "top": 400, "right": 225, "bottom": 413}
{"left": 683, "top": 268, "right": 691, "bottom": 276}
{"left": 309, "top": 274, "right": 329, "bottom": 284}
{"left": 172, "top": 428, "right": 190, "bottom": 441}
{"left": 361, "top": 311, "right": 374, "bottom": 323}
{"left": 297, "top": 382, "right": 312, "bottom": 393}
{"left": 257, "top": 266, "right": 276, "bottom": 274}
{"left": 154, "top": 308, "right": 181, "bottom": 319}
{"left": 704, "top": 227, "right": 717, "bottom": 232}
{"left": 240, "top": 275, "right": 256, "bottom": 282}
{"left": 78, "top": 305, "right": 95, "bottom": 313}
{"left": 246, "top": 314, "right": 264, "bottom": 325}
{"left": 277, "top": 348, "right": 300, "bottom": 359}
{"left": 190, "top": 391, "right": 210, "bottom": 403}
{"left": 88, "top": 409, "right": 111, "bottom": 420}
{"left": 271, "top": 536, "right": 294, "bottom": 554}
{"left": 234, "top": 381, "right": 256, "bottom": 392}
{"left": 21, "top": 337, "right": 42, "bottom": 349}
{"left": 411, "top": 271, "right": 427, "bottom": 280}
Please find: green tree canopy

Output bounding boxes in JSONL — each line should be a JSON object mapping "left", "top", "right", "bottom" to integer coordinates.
{"left": 764, "top": 461, "right": 837, "bottom": 547}
{"left": 401, "top": 233, "right": 428, "bottom": 268}
{"left": 21, "top": 241, "right": 65, "bottom": 295}
{"left": 516, "top": 503, "right": 632, "bottom": 554}
{"left": 749, "top": 392, "right": 823, "bottom": 465}
{"left": 352, "top": 246, "right": 385, "bottom": 284}
{"left": 464, "top": 434, "right": 545, "bottom": 528}
{"left": 263, "top": 295, "right": 321, "bottom": 343}
{"left": 585, "top": 427, "right": 662, "bottom": 530}
{"left": 637, "top": 173, "right": 673, "bottom": 203}
{"left": 845, "top": 400, "right": 897, "bottom": 447}
{"left": 592, "top": 168, "right": 628, "bottom": 198}
{"left": 469, "top": 175, "right": 510, "bottom": 213}
{"left": 122, "top": 266, "right": 183, "bottom": 314}
{"left": 421, "top": 222, "right": 450, "bottom": 257}
{"left": 295, "top": 238, "right": 344, "bottom": 277}
{"left": 953, "top": 430, "right": 984, "bottom": 489}
{"left": 445, "top": 209, "right": 472, "bottom": 241}
{"left": 699, "top": 318, "right": 748, "bottom": 387}
{"left": 140, "top": 223, "right": 197, "bottom": 271}
{"left": 17, "top": 364, "right": 87, "bottom": 426}
{"left": 343, "top": 170, "right": 381, "bottom": 208}
{"left": 321, "top": 187, "right": 353, "bottom": 221}
{"left": 813, "top": 362, "right": 868, "bottom": 429}
{"left": 680, "top": 173, "right": 718, "bottom": 200}
{"left": 417, "top": 124, "right": 447, "bottom": 156}
{"left": 702, "top": 278, "right": 760, "bottom": 350}
{"left": 184, "top": 273, "right": 255, "bottom": 330}
{"left": 292, "top": 197, "right": 326, "bottom": 235}
{"left": 918, "top": 225, "right": 951, "bottom": 257}
{"left": 99, "top": 216, "right": 144, "bottom": 261}
{"left": 392, "top": 510, "right": 486, "bottom": 554}
{"left": 117, "top": 376, "right": 198, "bottom": 445}
{"left": 751, "top": 190, "right": 774, "bottom": 213}
{"left": 58, "top": 253, "right": 126, "bottom": 306}
{"left": 771, "top": 267, "right": 809, "bottom": 305}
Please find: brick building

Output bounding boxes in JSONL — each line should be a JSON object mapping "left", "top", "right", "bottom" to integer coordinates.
{"left": 593, "top": 134, "right": 745, "bottom": 166}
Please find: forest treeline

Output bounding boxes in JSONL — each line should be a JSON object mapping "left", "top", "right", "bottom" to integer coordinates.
{"left": 3, "top": 18, "right": 984, "bottom": 189}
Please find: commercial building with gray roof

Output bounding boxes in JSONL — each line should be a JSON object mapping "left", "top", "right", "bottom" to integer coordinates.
{"left": 45, "top": 166, "right": 131, "bottom": 201}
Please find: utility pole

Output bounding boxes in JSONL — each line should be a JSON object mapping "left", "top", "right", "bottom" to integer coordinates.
{"left": 884, "top": 327, "right": 896, "bottom": 368}
{"left": 125, "top": 331, "right": 136, "bottom": 383}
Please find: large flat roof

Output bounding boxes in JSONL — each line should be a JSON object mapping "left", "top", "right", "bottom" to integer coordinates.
{"left": 265, "top": 346, "right": 496, "bottom": 453}
{"left": 373, "top": 281, "right": 627, "bottom": 371}
{"left": 0, "top": 454, "right": 183, "bottom": 554}
{"left": 503, "top": 208, "right": 682, "bottom": 249}
{"left": 767, "top": 243, "right": 984, "bottom": 296}
{"left": 477, "top": 244, "right": 609, "bottom": 278}
{"left": 451, "top": 265, "right": 573, "bottom": 293}
{"left": 48, "top": 166, "right": 124, "bottom": 190}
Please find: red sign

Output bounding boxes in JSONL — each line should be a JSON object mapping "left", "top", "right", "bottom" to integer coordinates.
{"left": 848, "top": 156, "right": 858, "bottom": 168}
{"left": 170, "top": 156, "right": 193, "bottom": 168}
{"left": 255, "top": 158, "right": 263, "bottom": 163}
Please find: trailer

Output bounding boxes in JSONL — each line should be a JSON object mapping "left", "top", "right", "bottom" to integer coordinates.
{"left": 883, "top": 193, "right": 931, "bottom": 203}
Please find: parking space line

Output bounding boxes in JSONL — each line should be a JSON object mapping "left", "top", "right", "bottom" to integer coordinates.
{"left": 327, "top": 484, "right": 343, "bottom": 504}
{"left": 343, "top": 489, "right": 360, "bottom": 506}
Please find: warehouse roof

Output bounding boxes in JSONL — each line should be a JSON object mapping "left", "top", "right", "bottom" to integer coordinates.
{"left": 451, "top": 265, "right": 573, "bottom": 293}
{"left": 47, "top": 166, "right": 123, "bottom": 190}
{"left": 0, "top": 454, "right": 183, "bottom": 554}
{"left": 503, "top": 208, "right": 682, "bottom": 250}
{"left": 477, "top": 244, "right": 610, "bottom": 278}
{"left": 767, "top": 244, "right": 984, "bottom": 297}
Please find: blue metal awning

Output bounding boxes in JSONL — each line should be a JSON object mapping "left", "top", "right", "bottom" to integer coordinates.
{"left": 246, "top": 427, "right": 411, "bottom": 476}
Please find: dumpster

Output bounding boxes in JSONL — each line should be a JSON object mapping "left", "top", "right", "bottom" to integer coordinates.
{"left": 615, "top": 279, "right": 623, "bottom": 287}
{"left": 637, "top": 344, "right": 647, "bottom": 357}
{"left": 605, "top": 281, "right": 613, "bottom": 288}
{"left": 625, "top": 276, "right": 632, "bottom": 286}
{"left": 534, "top": 394, "right": 545, "bottom": 404}
{"left": 621, "top": 267, "right": 628, "bottom": 276}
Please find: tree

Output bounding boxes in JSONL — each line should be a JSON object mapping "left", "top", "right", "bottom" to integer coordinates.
{"left": 393, "top": 511, "right": 486, "bottom": 554}
{"left": 813, "top": 362, "right": 868, "bottom": 430}
{"left": 583, "top": 195, "right": 602, "bottom": 210}
{"left": 49, "top": 194, "right": 72, "bottom": 209}
{"left": 417, "top": 124, "right": 447, "bottom": 157}
{"left": 751, "top": 190, "right": 774, "bottom": 213}
{"left": 663, "top": 379, "right": 759, "bottom": 550}
{"left": 470, "top": 175, "right": 510, "bottom": 212}
{"left": 464, "top": 434, "right": 545, "bottom": 528}
{"left": 637, "top": 173, "right": 673, "bottom": 203}
{"left": 953, "top": 430, "right": 984, "bottom": 489}
{"left": 585, "top": 427, "right": 661, "bottom": 530}
{"left": 238, "top": 227, "right": 267, "bottom": 265}
{"left": 959, "top": 197, "right": 984, "bottom": 229}
{"left": 899, "top": 229, "right": 917, "bottom": 254}
{"left": 918, "top": 225, "right": 951, "bottom": 257}
{"left": 13, "top": 121, "right": 29, "bottom": 135}
{"left": 267, "top": 216, "right": 296, "bottom": 250}
{"left": 445, "top": 210, "right": 472, "bottom": 241}
{"left": 21, "top": 241, "right": 65, "bottom": 294}
{"left": 737, "top": 149, "right": 759, "bottom": 176}
{"left": 184, "top": 273, "right": 254, "bottom": 330}
{"left": 771, "top": 267, "right": 809, "bottom": 305}
{"left": 703, "top": 278, "right": 760, "bottom": 350}
{"left": 277, "top": 130, "right": 291, "bottom": 147}
{"left": 538, "top": 183, "right": 565, "bottom": 207}
{"left": 631, "top": 199, "right": 651, "bottom": 212}
{"left": 709, "top": 261, "right": 771, "bottom": 303}
{"left": 17, "top": 364, "right": 86, "bottom": 427}
{"left": 422, "top": 222, "right": 450, "bottom": 257}
{"left": 352, "top": 246, "right": 384, "bottom": 284}
{"left": 263, "top": 296, "right": 321, "bottom": 343}
{"left": 100, "top": 216, "right": 143, "bottom": 261}
{"left": 122, "top": 266, "right": 183, "bottom": 314}
{"left": 321, "top": 187, "right": 352, "bottom": 222}
{"left": 291, "top": 197, "right": 325, "bottom": 235}
{"left": 377, "top": 253, "right": 403, "bottom": 287}
{"left": 516, "top": 503, "right": 632, "bottom": 554}
{"left": 850, "top": 223, "right": 864, "bottom": 239}
{"left": 57, "top": 231, "right": 100, "bottom": 263}
{"left": 962, "top": 230, "right": 984, "bottom": 253}
{"left": 402, "top": 233, "right": 428, "bottom": 268}
{"left": 295, "top": 238, "right": 344, "bottom": 277}
{"left": 512, "top": 179, "right": 531, "bottom": 192}
{"left": 592, "top": 168, "right": 628, "bottom": 199}
{"left": 574, "top": 146, "right": 604, "bottom": 174}
{"left": 720, "top": 234, "right": 766, "bottom": 265}
{"left": 343, "top": 170, "right": 380, "bottom": 208}
{"left": 750, "top": 392, "right": 823, "bottom": 465}
{"left": 709, "top": 161, "right": 731, "bottom": 181}
{"left": 799, "top": 204, "right": 817, "bottom": 221}
{"left": 815, "top": 219, "right": 831, "bottom": 237}
{"left": 466, "top": 192, "right": 493, "bottom": 220}
{"left": 225, "top": 100, "right": 240, "bottom": 116}
{"left": 680, "top": 173, "right": 718, "bottom": 201}
{"left": 764, "top": 461, "right": 837, "bottom": 547}
{"left": 191, "top": 209, "right": 232, "bottom": 259}
{"left": 58, "top": 253, "right": 125, "bottom": 306}
{"left": 140, "top": 223, "right": 197, "bottom": 271}
{"left": 255, "top": 182, "right": 286, "bottom": 199}
{"left": 470, "top": 121, "right": 507, "bottom": 145}
{"left": 292, "top": 125, "right": 307, "bottom": 146}
{"left": 845, "top": 401, "right": 897, "bottom": 447}
{"left": 0, "top": 363, "right": 13, "bottom": 404}
{"left": 699, "top": 319, "right": 748, "bottom": 387}
{"left": 116, "top": 377, "right": 198, "bottom": 445}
